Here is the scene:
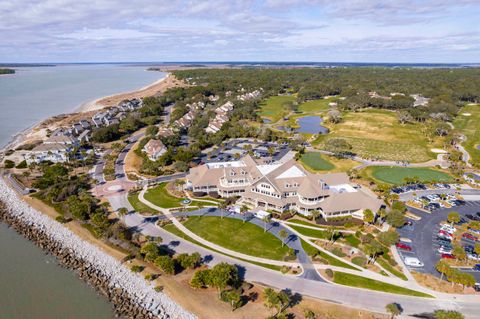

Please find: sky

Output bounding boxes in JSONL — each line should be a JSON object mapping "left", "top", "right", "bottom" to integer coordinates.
{"left": 1, "top": 0, "right": 479, "bottom": 63}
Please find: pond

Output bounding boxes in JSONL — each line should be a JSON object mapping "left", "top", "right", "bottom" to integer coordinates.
{"left": 296, "top": 116, "right": 329, "bottom": 134}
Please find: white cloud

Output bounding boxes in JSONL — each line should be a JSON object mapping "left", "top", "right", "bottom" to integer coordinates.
{"left": 58, "top": 28, "right": 161, "bottom": 40}
{"left": 0, "top": 0, "right": 478, "bottom": 62}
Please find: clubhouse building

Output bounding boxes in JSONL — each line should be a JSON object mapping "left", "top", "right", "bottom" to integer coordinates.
{"left": 186, "top": 154, "right": 383, "bottom": 220}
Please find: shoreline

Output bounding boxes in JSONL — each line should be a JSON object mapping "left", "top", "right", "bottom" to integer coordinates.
{"left": 76, "top": 73, "right": 171, "bottom": 113}
{"left": 1, "top": 71, "right": 180, "bottom": 153}
{"left": 0, "top": 177, "right": 195, "bottom": 319}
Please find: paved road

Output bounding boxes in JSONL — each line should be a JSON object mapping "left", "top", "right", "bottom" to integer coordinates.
{"left": 98, "top": 123, "right": 480, "bottom": 317}
{"left": 107, "top": 193, "right": 480, "bottom": 317}
{"left": 115, "top": 131, "right": 145, "bottom": 180}
{"left": 398, "top": 202, "right": 480, "bottom": 280}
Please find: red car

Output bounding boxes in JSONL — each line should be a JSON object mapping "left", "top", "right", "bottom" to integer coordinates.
{"left": 396, "top": 243, "right": 412, "bottom": 251}
{"left": 441, "top": 254, "right": 455, "bottom": 259}
{"left": 462, "top": 233, "right": 478, "bottom": 241}
{"left": 438, "top": 230, "right": 453, "bottom": 238}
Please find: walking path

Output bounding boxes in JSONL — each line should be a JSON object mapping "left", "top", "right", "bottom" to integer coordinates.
{"left": 456, "top": 134, "right": 472, "bottom": 168}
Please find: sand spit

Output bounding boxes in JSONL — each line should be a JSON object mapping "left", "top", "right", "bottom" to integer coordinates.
{"left": 77, "top": 73, "right": 183, "bottom": 113}
{"left": 0, "top": 178, "right": 196, "bottom": 319}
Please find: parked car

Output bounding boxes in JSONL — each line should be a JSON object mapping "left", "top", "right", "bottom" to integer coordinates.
{"left": 438, "top": 246, "right": 452, "bottom": 254}
{"left": 440, "top": 224, "right": 456, "bottom": 233}
{"left": 441, "top": 254, "right": 455, "bottom": 259}
{"left": 404, "top": 257, "right": 424, "bottom": 267}
{"left": 437, "top": 237, "right": 452, "bottom": 245}
{"left": 468, "top": 227, "right": 480, "bottom": 235}
{"left": 396, "top": 243, "right": 412, "bottom": 251}
{"left": 438, "top": 231, "right": 453, "bottom": 240}
{"left": 473, "top": 264, "right": 480, "bottom": 271}
{"left": 468, "top": 253, "right": 480, "bottom": 261}
{"left": 463, "top": 233, "right": 478, "bottom": 241}
{"left": 464, "top": 245, "right": 475, "bottom": 253}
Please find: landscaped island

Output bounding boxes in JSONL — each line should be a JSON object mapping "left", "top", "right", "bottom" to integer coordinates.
{"left": 0, "top": 68, "right": 15, "bottom": 75}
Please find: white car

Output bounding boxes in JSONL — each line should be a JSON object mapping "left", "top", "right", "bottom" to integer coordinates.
{"left": 438, "top": 246, "right": 452, "bottom": 254}
{"left": 440, "top": 224, "right": 456, "bottom": 233}
{"left": 438, "top": 232, "right": 453, "bottom": 240}
{"left": 404, "top": 257, "right": 424, "bottom": 267}
{"left": 468, "top": 254, "right": 480, "bottom": 261}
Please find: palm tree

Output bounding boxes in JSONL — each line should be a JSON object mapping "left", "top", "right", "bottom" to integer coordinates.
{"left": 279, "top": 229, "right": 288, "bottom": 247}
{"left": 262, "top": 215, "right": 271, "bottom": 233}
{"left": 118, "top": 207, "right": 129, "bottom": 217}
{"left": 385, "top": 303, "right": 402, "bottom": 319}
{"left": 310, "top": 210, "right": 321, "bottom": 222}
{"left": 218, "top": 201, "right": 228, "bottom": 219}
{"left": 240, "top": 205, "right": 249, "bottom": 223}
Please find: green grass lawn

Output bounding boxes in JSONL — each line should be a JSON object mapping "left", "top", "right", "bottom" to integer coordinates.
{"left": 377, "top": 258, "right": 408, "bottom": 281}
{"left": 333, "top": 271, "right": 432, "bottom": 297}
{"left": 163, "top": 223, "right": 282, "bottom": 271}
{"left": 300, "top": 239, "right": 358, "bottom": 270}
{"left": 300, "top": 152, "right": 335, "bottom": 171}
{"left": 313, "top": 109, "right": 436, "bottom": 162}
{"left": 292, "top": 224, "right": 359, "bottom": 248}
{"left": 128, "top": 193, "right": 159, "bottom": 213}
{"left": 297, "top": 98, "right": 333, "bottom": 113}
{"left": 182, "top": 216, "right": 290, "bottom": 260}
{"left": 258, "top": 95, "right": 296, "bottom": 123}
{"left": 144, "top": 183, "right": 205, "bottom": 208}
{"left": 363, "top": 166, "right": 454, "bottom": 185}
{"left": 453, "top": 104, "right": 480, "bottom": 167}
{"left": 291, "top": 225, "right": 329, "bottom": 239}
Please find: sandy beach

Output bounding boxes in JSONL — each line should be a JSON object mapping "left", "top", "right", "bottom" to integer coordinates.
{"left": 2, "top": 72, "right": 184, "bottom": 153}
{"left": 77, "top": 73, "right": 182, "bottom": 113}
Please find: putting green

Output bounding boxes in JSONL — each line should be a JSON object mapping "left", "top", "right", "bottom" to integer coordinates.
{"left": 366, "top": 166, "right": 454, "bottom": 185}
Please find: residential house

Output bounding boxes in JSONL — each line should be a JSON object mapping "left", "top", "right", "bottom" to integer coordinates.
{"left": 142, "top": 139, "right": 167, "bottom": 161}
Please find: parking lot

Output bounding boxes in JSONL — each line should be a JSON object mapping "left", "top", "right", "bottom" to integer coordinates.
{"left": 199, "top": 138, "right": 291, "bottom": 164}
{"left": 396, "top": 201, "right": 480, "bottom": 285}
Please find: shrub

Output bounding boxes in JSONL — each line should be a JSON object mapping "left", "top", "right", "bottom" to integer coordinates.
{"left": 16, "top": 160, "right": 27, "bottom": 169}
{"left": 131, "top": 265, "right": 144, "bottom": 273}
{"left": 330, "top": 247, "right": 346, "bottom": 257}
{"left": 55, "top": 216, "right": 70, "bottom": 223}
{"left": 192, "top": 191, "right": 207, "bottom": 197}
{"left": 325, "top": 268, "right": 334, "bottom": 278}
{"left": 208, "top": 191, "right": 220, "bottom": 199}
{"left": 154, "top": 285, "right": 164, "bottom": 292}
{"left": 155, "top": 255, "right": 176, "bottom": 275}
{"left": 4, "top": 160, "right": 15, "bottom": 168}
{"left": 352, "top": 256, "right": 367, "bottom": 267}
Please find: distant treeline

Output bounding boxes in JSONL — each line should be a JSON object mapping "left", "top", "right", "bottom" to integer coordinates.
{"left": 173, "top": 67, "right": 480, "bottom": 121}
{"left": 0, "top": 68, "right": 15, "bottom": 75}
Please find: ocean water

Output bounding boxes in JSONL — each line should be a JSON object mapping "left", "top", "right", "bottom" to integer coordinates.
{"left": 0, "top": 64, "right": 166, "bottom": 318}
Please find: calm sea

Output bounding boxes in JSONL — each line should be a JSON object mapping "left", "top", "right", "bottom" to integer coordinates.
{"left": 0, "top": 64, "right": 166, "bottom": 318}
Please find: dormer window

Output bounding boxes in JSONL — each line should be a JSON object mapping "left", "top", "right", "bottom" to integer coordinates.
{"left": 230, "top": 171, "right": 235, "bottom": 176}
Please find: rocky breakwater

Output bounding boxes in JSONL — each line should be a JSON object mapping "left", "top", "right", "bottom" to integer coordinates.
{"left": 0, "top": 178, "right": 196, "bottom": 319}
